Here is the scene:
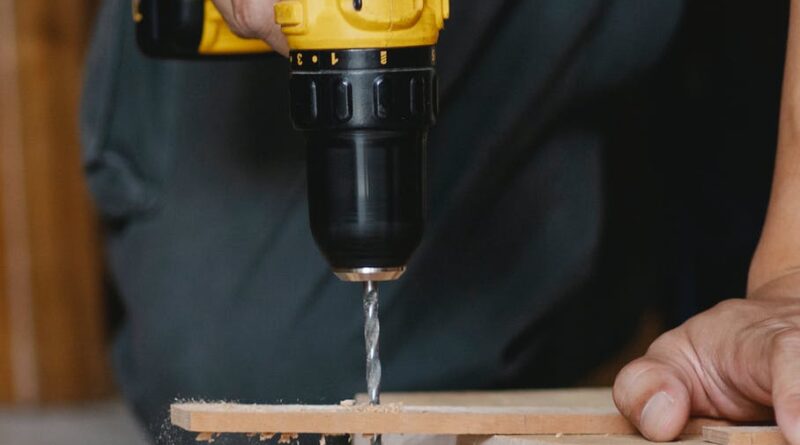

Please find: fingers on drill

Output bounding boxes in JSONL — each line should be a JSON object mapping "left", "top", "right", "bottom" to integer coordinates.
{"left": 613, "top": 356, "right": 692, "bottom": 442}
{"left": 213, "top": 0, "right": 289, "bottom": 55}
{"left": 770, "top": 328, "right": 800, "bottom": 445}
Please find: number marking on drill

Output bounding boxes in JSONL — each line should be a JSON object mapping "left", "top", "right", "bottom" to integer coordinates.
{"left": 297, "top": 53, "right": 303, "bottom": 66}
{"left": 331, "top": 52, "right": 339, "bottom": 66}
{"left": 380, "top": 51, "right": 388, "bottom": 65}
{"left": 312, "top": 55, "right": 318, "bottom": 64}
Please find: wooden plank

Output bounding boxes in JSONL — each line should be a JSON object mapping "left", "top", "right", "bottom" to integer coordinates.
{"left": 357, "top": 388, "right": 617, "bottom": 408}
{"left": 173, "top": 403, "right": 636, "bottom": 435}
{"left": 366, "top": 389, "right": 731, "bottom": 435}
{"left": 461, "top": 434, "right": 709, "bottom": 445}
{"left": 173, "top": 388, "right": 734, "bottom": 435}
{"left": 703, "top": 427, "right": 786, "bottom": 445}
{"left": 352, "top": 433, "right": 710, "bottom": 445}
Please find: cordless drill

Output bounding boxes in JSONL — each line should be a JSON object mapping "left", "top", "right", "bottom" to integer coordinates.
{"left": 133, "top": 0, "right": 448, "bottom": 406}
{"left": 134, "top": 0, "right": 447, "bottom": 282}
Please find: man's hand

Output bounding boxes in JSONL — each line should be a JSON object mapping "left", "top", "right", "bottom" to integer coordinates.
{"left": 613, "top": 298, "right": 800, "bottom": 443}
{"left": 210, "top": 0, "right": 289, "bottom": 56}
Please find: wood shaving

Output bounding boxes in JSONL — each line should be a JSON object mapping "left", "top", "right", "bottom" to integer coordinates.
{"left": 336, "top": 402, "right": 404, "bottom": 413}
{"left": 320, "top": 435, "right": 326, "bottom": 445}
{"left": 260, "top": 433, "right": 275, "bottom": 442}
{"left": 555, "top": 433, "right": 563, "bottom": 438}
{"left": 278, "top": 433, "right": 299, "bottom": 444}
{"left": 196, "top": 432, "right": 216, "bottom": 442}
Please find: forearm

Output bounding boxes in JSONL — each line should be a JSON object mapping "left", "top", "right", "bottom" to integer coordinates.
{"left": 748, "top": 0, "right": 800, "bottom": 298}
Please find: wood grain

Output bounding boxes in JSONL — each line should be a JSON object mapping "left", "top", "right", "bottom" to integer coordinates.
{"left": 173, "top": 389, "right": 733, "bottom": 435}
{"left": 352, "top": 433, "right": 711, "bottom": 445}
{"left": 356, "top": 388, "right": 617, "bottom": 408}
{"left": 459, "top": 434, "right": 709, "bottom": 445}
{"left": 703, "top": 427, "right": 786, "bottom": 445}
{"left": 173, "top": 403, "right": 636, "bottom": 435}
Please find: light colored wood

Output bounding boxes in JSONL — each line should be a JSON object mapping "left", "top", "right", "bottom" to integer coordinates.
{"left": 352, "top": 434, "right": 710, "bottom": 445}
{"left": 353, "top": 432, "right": 717, "bottom": 445}
{"left": 173, "top": 403, "right": 633, "bottom": 435}
{"left": 356, "top": 388, "right": 617, "bottom": 408}
{"left": 461, "top": 434, "right": 709, "bottom": 445}
{"left": 0, "top": 0, "right": 111, "bottom": 402}
{"left": 357, "top": 389, "right": 732, "bottom": 434}
{"left": 173, "top": 389, "right": 733, "bottom": 435}
{"left": 702, "top": 426, "right": 786, "bottom": 445}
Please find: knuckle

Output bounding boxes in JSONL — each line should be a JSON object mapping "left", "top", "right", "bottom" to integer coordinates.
{"left": 614, "top": 357, "right": 668, "bottom": 390}
{"left": 646, "top": 328, "right": 684, "bottom": 354}
{"left": 613, "top": 362, "right": 644, "bottom": 416}
{"left": 772, "top": 328, "right": 800, "bottom": 354}
{"left": 615, "top": 360, "right": 646, "bottom": 386}
{"left": 711, "top": 298, "right": 745, "bottom": 314}
{"left": 703, "top": 298, "right": 750, "bottom": 323}
{"left": 230, "top": 0, "right": 263, "bottom": 36}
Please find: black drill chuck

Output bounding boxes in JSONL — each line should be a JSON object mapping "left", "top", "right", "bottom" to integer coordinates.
{"left": 289, "top": 46, "right": 437, "bottom": 281}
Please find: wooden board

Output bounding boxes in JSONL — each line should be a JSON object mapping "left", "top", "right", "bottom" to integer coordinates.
{"left": 173, "top": 388, "right": 732, "bottom": 435}
{"left": 703, "top": 427, "right": 786, "bottom": 445}
{"left": 348, "top": 434, "right": 710, "bottom": 445}
{"left": 460, "top": 434, "right": 709, "bottom": 445}
{"left": 355, "top": 389, "right": 617, "bottom": 408}
{"left": 174, "top": 403, "right": 633, "bottom": 435}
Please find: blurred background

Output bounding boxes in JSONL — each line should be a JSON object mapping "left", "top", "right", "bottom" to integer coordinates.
{"left": 0, "top": 0, "right": 147, "bottom": 442}
{"left": 0, "top": 0, "right": 791, "bottom": 444}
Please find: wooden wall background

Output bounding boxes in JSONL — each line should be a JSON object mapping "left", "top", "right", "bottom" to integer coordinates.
{"left": 0, "top": 0, "right": 112, "bottom": 403}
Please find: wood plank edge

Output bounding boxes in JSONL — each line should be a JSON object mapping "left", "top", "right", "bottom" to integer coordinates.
{"left": 702, "top": 426, "right": 786, "bottom": 445}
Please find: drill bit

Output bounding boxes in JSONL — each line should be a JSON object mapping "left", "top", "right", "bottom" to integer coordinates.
{"left": 363, "top": 280, "right": 382, "bottom": 445}
{"left": 363, "top": 280, "right": 381, "bottom": 405}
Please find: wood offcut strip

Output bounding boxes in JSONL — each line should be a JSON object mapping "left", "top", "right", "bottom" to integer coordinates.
{"left": 173, "top": 403, "right": 729, "bottom": 436}
{"left": 172, "top": 403, "right": 635, "bottom": 435}
{"left": 703, "top": 426, "right": 786, "bottom": 445}
{"left": 461, "top": 434, "right": 711, "bottom": 445}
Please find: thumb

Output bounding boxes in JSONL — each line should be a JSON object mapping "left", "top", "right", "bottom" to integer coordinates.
{"left": 613, "top": 356, "right": 692, "bottom": 442}
{"left": 211, "top": 0, "right": 290, "bottom": 56}
{"left": 770, "top": 329, "right": 800, "bottom": 445}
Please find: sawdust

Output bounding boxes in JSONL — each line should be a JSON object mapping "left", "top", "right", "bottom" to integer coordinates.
{"left": 278, "top": 433, "right": 300, "bottom": 443}
{"left": 336, "top": 400, "right": 404, "bottom": 413}
{"left": 320, "top": 435, "right": 327, "bottom": 445}
{"left": 260, "top": 433, "right": 276, "bottom": 441}
{"left": 195, "top": 432, "right": 216, "bottom": 442}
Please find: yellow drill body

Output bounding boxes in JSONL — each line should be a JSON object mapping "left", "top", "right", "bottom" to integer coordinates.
{"left": 195, "top": 0, "right": 448, "bottom": 54}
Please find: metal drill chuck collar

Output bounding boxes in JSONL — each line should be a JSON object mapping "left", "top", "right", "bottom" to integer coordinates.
{"left": 333, "top": 267, "right": 407, "bottom": 282}
{"left": 290, "top": 46, "right": 437, "bottom": 276}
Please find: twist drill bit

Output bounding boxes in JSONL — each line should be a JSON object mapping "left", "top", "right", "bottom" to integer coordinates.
{"left": 363, "top": 280, "right": 382, "bottom": 445}
{"left": 363, "top": 280, "right": 381, "bottom": 405}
